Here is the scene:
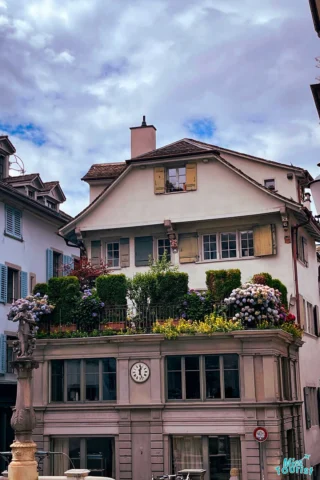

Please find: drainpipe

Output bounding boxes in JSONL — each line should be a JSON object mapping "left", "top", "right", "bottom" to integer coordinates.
{"left": 291, "top": 206, "right": 312, "bottom": 325}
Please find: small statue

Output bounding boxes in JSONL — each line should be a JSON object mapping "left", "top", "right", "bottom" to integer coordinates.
{"left": 11, "top": 303, "right": 37, "bottom": 358}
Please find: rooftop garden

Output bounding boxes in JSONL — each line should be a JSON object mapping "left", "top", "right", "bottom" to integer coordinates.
{"left": 8, "top": 253, "right": 302, "bottom": 340}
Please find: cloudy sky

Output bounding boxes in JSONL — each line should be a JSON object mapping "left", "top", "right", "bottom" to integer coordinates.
{"left": 0, "top": 0, "right": 320, "bottom": 216}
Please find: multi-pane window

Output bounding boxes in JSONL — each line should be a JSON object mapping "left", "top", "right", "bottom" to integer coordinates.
{"left": 53, "top": 251, "right": 62, "bottom": 277}
{"left": 7, "top": 268, "right": 19, "bottom": 303}
{"left": 167, "top": 354, "right": 240, "bottom": 401}
{"left": 221, "top": 233, "right": 237, "bottom": 259}
{"left": 307, "top": 302, "right": 315, "bottom": 335}
{"left": 5, "top": 205, "right": 22, "bottom": 239}
{"left": 47, "top": 200, "right": 56, "bottom": 210}
{"left": 158, "top": 238, "right": 171, "bottom": 260}
{"left": 28, "top": 190, "right": 35, "bottom": 199}
{"left": 203, "top": 234, "right": 217, "bottom": 260}
{"left": 51, "top": 358, "right": 117, "bottom": 402}
{"left": 240, "top": 231, "right": 254, "bottom": 257}
{"left": 264, "top": 179, "right": 275, "bottom": 190}
{"left": 166, "top": 167, "right": 186, "bottom": 192}
{"left": 107, "top": 242, "right": 119, "bottom": 267}
{"left": 298, "top": 236, "right": 308, "bottom": 266}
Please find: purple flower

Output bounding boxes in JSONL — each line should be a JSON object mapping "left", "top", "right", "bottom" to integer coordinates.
{"left": 182, "top": 313, "right": 186, "bottom": 319}
{"left": 92, "top": 313, "right": 98, "bottom": 317}
{"left": 100, "top": 302, "right": 105, "bottom": 307}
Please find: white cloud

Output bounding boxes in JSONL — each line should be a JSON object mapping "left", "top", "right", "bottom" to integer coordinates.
{"left": 0, "top": 0, "right": 319, "bottom": 217}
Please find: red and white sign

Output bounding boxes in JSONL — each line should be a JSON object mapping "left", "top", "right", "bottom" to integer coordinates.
{"left": 253, "top": 427, "right": 268, "bottom": 443}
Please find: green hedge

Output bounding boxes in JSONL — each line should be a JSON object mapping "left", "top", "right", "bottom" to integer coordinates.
{"left": 96, "top": 274, "right": 128, "bottom": 306}
{"left": 33, "top": 283, "right": 48, "bottom": 296}
{"left": 48, "top": 276, "right": 81, "bottom": 324}
{"left": 206, "top": 269, "right": 241, "bottom": 301}
{"left": 151, "top": 272, "right": 189, "bottom": 305}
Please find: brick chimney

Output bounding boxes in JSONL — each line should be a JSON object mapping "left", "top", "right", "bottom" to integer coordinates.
{"left": 130, "top": 116, "right": 156, "bottom": 158}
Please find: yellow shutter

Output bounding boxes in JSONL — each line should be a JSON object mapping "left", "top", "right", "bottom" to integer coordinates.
{"left": 299, "top": 295, "right": 305, "bottom": 328}
{"left": 179, "top": 234, "right": 198, "bottom": 263}
{"left": 253, "top": 225, "right": 276, "bottom": 256}
{"left": 186, "top": 163, "right": 197, "bottom": 191}
{"left": 154, "top": 167, "right": 165, "bottom": 194}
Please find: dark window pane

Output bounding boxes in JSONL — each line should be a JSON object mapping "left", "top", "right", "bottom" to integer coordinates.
{"left": 86, "top": 359, "right": 99, "bottom": 401}
{"left": 223, "top": 355, "right": 238, "bottom": 369}
{"left": 69, "top": 438, "right": 81, "bottom": 469}
{"left": 102, "top": 358, "right": 116, "bottom": 373}
{"left": 205, "top": 355, "right": 220, "bottom": 369}
{"left": 206, "top": 371, "right": 221, "bottom": 399}
{"left": 230, "top": 250, "right": 237, "bottom": 258}
{"left": 51, "top": 360, "right": 64, "bottom": 402}
{"left": 186, "top": 371, "right": 200, "bottom": 399}
{"left": 167, "top": 356, "right": 181, "bottom": 371}
{"left": 229, "top": 241, "right": 236, "bottom": 250}
{"left": 224, "top": 370, "right": 239, "bottom": 398}
{"left": 185, "top": 356, "right": 199, "bottom": 370}
{"left": 103, "top": 373, "right": 116, "bottom": 400}
{"left": 86, "top": 437, "right": 114, "bottom": 477}
{"left": 204, "top": 251, "right": 211, "bottom": 260}
{"left": 67, "top": 360, "right": 81, "bottom": 402}
{"left": 221, "top": 251, "right": 229, "bottom": 258}
{"left": 204, "top": 235, "right": 209, "bottom": 243}
{"left": 168, "top": 372, "right": 182, "bottom": 399}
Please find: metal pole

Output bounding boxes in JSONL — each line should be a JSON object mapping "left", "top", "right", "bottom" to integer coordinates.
{"left": 259, "top": 443, "right": 265, "bottom": 480}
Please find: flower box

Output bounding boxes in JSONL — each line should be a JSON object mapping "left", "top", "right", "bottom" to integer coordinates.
{"left": 100, "top": 322, "right": 126, "bottom": 331}
{"left": 50, "top": 324, "right": 77, "bottom": 333}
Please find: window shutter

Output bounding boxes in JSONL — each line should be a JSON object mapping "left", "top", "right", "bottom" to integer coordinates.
{"left": 0, "top": 334, "right": 6, "bottom": 375}
{"left": 135, "top": 236, "right": 153, "bottom": 266}
{"left": 303, "top": 237, "right": 308, "bottom": 265}
{"left": 46, "top": 248, "right": 53, "bottom": 282}
{"left": 13, "top": 209, "right": 22, "bottom": 239}
{"left": 20, "top": 271, "right": 28, "bottom": 298}
{"left": 314, "top": 305, "right": 319, "bottom": 337}
{"left": 299, "top": 295, "right": 305, "bottom": 328}
{"left": 91, "top": 241, "right": 101, "bottom": 266}
{"left": 5, "top": 205, "right": 14, "bottom": 235}
{"left": 120, "top": 238, "right": 130, "bottom": 268}
{"left": 186, "top": 163, "right": 197, "bottom": 191}
{"left": 179, "top": 233, "right": 198, "bottom": 263}
{"left": 0, "top": 264, "right": 8, "bottom": 303}
{"left": 253, "top": 224, "right": 276, "bottom": 256}
{"left": 304, "top": 387, "right": 312, "bottom": 429}
{"left": 154, "top": 167, "right": 165, "bottom": 194}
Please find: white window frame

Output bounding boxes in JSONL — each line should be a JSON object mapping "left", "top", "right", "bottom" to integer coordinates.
{"left": 47, "top": 200, "right": 57, "bottom": 210}
{"left": 157, "top": 238, "right": 171, "bottom": 260}
{"left": 106, "top": 241, "right": 120, "bottom": 268}
{"left": 200, "top": 230, "right": 257, "bottom": 262}
{"left": 166, "top": 166, "right": 186, "bottom": 193}
{"left": 203, "top": 234, "right": 218, "bottom": 261}
{"left": 264, "top": 178, "right": 276, "bottom": 190}
{"left": 220, "top": 232, "right": 237, "bottom": 259}
{"left": 240, "top": 230, "right": 254, "bottom": 258}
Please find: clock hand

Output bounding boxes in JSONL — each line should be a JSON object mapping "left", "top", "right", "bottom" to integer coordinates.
{"left": 138, "top": 365, "right": 142, "bottom": 376}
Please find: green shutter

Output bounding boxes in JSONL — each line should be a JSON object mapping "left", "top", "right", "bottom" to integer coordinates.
{"left": 20, "top": 271, "right": 28, "bottom": 298}
{"left": 135, "top": 236, "right": 153, "bottom": 266}
{"left": 46, "top": 248, "right": 53, "bottom": 281}
{"left": 0, "top": 264, "right": 8, "bottom": 303}
{"left": 120, "top": 238, "right": 130, "bottom": 268}
{"left": 0, "top": 334, "right": 6, "bottom": 375}
{"left": 91, "top": 241, "right": 101, "bottom": 266}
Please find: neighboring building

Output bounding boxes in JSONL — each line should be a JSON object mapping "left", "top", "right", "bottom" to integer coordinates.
{"left": 34, "top": 119, "right": 320, "bottom": 479}
{"left": 0, "top": 135, "right": 79, "bottom": 471}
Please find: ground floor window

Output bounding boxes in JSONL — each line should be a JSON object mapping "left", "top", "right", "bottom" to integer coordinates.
{"left": 171, "top": 435, "right": 241, "bottom": 480}
{"left": 51, "top": 437, "right": 114, "bottom": 477}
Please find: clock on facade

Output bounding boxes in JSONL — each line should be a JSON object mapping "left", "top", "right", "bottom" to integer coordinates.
{"left": 130, "top": 362, "right": 150, "bottom": 383}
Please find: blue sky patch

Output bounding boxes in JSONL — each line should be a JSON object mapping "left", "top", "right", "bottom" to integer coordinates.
{"left": 0, "top": 122, "right": 46, "bottom": 146}
{"left": 185, "top": 118, "right": 216, "bottom": 139}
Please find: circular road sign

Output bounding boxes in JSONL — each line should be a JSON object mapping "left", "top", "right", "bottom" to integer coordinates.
{"left": 253, "top": 427, "right": 268, "bottom": 443}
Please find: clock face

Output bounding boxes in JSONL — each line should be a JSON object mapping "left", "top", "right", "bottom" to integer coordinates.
{"left": 130, "top": 362, "right": 150, "bottom": 383}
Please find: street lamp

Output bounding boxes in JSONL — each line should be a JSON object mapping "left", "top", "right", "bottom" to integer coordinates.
{"left": 309, "top": 165, "right": 320, "bottom": 215}
{"left": 309, "top": 0, "right": 320, "bottom": 36}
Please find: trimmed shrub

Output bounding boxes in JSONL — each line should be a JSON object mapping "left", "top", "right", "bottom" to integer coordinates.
{"left": 271, "top": 278, "right": 288, "bottom": 308}
{"left": 48, "top": 276, "right": 81, "bottom": 325}
{"left": 48, "top": 276, "right": 80, "bottom": 304}
{"left": 33, "top": 283, "right": 48, "bottom": 296}
{"left": 180, "top": 290, "right": 213, "bottom": 321}
{"left": 252, "top": 272, "right": 273, "bottom": 286}
{"left": 127, "top": 272, "right": 156, "bottom": 309}
{"left": 151, "top": 272, "right": 189, "bottom": 305}
{"left": 96, "top": 274, "right": 128, "bottom": 306}
{"left": 206, "top": 269, "right": 241, "bottom": 301}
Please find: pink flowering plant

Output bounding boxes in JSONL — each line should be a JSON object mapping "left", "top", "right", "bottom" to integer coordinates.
{"left": 8, "top": 293, "right": 54, "bottom": 323}
{"left": 224, "top": 283, "right": 283, "bottom": 328}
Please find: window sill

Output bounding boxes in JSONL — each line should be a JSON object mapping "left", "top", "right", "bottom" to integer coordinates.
{"left": 166, "top": 398, "right": 240, "bottom": 403}
{"left": 49, "top": 400, "right": 117, "bottom": 404}
{"left": 302, "top": 331, "right": 318, "bottom": 339}
{"left": 196, "top": 256, "right": 257, "bottom": 264}
{"left": 4, "top": 232, "right": 23, "bottom": 242}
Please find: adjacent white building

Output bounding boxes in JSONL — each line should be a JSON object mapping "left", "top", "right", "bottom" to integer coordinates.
{"left": 60, "top": 118, "right": 320, "bottom": 474}
{"left": 0, "top": 135, "right": 79, "bottom": 467}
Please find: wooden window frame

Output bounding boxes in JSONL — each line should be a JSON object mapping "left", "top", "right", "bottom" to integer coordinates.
{"left": 203, "top": 234, "right": 218, "bottom": 261}
{"left": 220, "top": 232, "right": 238, "bottom": 259}
{"left": 240, "top": 230, "right": 254, "bottom": 258}
{"left": 157, "top": 238, "right": 172, "bottom": 261}
{"left": 165, "top": 165, "right": 187, "bottom": 193}
{"left": 166, "top": 354, "right": 240, "bottom": 402}
{"left": 106, "top": 241, "right": 120, "bottom": 268}
{"left": 298, "top": 235, "right": 308, "bottom": 267}
{"left": 50, "top": 358, "right": 117, "bottom": 404}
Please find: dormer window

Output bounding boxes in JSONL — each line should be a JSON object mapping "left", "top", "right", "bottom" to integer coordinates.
{"left": 28, "top": 190, "right": 35, "bottom": 199}
{"left": 0, "top": 156, "right": 4, "bottom": 180}
{"left": 47, "top": 200, "right": 56, "bottom": 210}
{"left": 264, "top": 179, "right": 275, "bottom": 191}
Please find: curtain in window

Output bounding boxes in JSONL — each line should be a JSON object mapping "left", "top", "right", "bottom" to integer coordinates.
{"left": 230, "top": 437, "right": 241, "bottom": 479}
{"left": 52, "top": 438, "right": 69, "bottom": 475}
{"left": 172, "top": 436, "right": 203, "bottom": 471}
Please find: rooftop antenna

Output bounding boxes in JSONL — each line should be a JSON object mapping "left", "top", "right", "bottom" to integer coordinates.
{"left": 9, "top": 154, "right": 26, "bottom": 175}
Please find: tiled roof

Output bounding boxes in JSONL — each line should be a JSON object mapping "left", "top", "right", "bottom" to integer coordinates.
{"left": 42, "top": 181, "right": 59, "bottom": 190}
{"left": 82, "top": 162, "right": 127, "bottom": 181}
{"left": 4, "top": 173, "right": 40, "bottom": 184}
